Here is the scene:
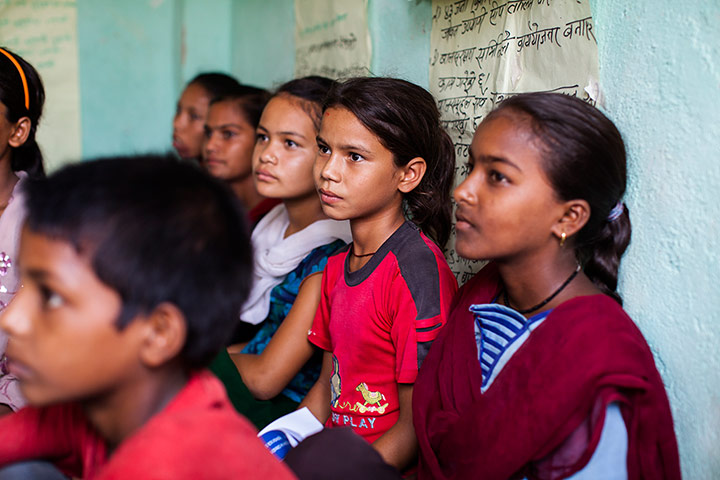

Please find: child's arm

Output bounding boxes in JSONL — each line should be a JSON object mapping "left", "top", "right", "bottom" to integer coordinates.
{"left": 297, "top": 350, "right": 333, "bottom": 424}
{"left": 371, "top": 383, "right": 418, "bottom": 471}
{"left": 0, "top": 404, "right": 88, "bottom": 475}
{"left": 230, "top": 273, "right": 323, "bottom": 400}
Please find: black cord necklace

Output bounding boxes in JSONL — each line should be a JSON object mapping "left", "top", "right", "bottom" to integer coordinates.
{"left": 350, "top": 249, "right": 376, "bottom": 258}
{"left": 503, "top": 263, "right": 582, "bottom": 314}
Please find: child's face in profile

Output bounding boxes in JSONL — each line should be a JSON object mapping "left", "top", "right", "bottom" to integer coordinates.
{"left": 0, "top": 228, "right": 147, "bottom": 407}
{"left": 453, "top": 114, "right": 564, "bottom": 261}
{"left": 202, "top": 100, "right": 256, "bottom": 183}
{"left": 173, "top": 83, "right": 210, "bottom": 160}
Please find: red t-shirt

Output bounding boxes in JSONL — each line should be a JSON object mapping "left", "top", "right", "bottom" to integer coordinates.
{"left": 0, "top": 371, "right": 295, "bottom": 479}
{"left": 309, "top": 222, "right": 457, "bottom": 443}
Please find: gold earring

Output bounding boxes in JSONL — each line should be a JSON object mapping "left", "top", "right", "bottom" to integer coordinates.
{"left": 560, "top": 232, "right": 566, "bottom": 247}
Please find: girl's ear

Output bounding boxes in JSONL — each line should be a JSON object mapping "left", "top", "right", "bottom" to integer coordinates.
{"left": 551, "top": 199, "right": 591, "bottom": 243}
{"left": 8, "top": 117, "right": 31, "bottom": 148}
{"left": 138, "top": 302, "right": 187, "bottom": 368}
{"left": 398, "top": 157, "right": 427, "bottom": 193}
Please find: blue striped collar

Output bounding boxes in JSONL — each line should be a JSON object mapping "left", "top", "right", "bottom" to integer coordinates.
{"left": 470, "top": 303, "right": 552, "bottom": 392}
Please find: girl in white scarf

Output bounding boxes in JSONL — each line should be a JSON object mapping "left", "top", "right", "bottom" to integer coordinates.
{"left": 212, "top": 77, "right": 351, "bottom": 428}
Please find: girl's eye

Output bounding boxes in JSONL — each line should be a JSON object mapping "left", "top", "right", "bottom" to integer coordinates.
{"left": 318, "top": 144, "right": 330, "bottom": 155}
{"left": 256, "top": 133, "right": 268, "bottom": 143}
{"left": 464, "top": 161, "right": 474, "bottom": 173}
{"left": 203, "top": 127, "right": 212, "bottom": 139}
{"left": 285, "top": 139, "right": 298, "bottom": 148}
{"left": 489, "top": 170, "right": 508, "bottom": 184}
{"left": 222, "top": 130, "right": 235, "bottom": 140}
{"left": 349, "top": 152, "right": 364, "bottom": 162}
{"left": 190, "top": 113, "right": 202, "bottom": 122}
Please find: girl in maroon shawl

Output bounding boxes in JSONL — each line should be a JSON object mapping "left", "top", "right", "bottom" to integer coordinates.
{"left": 413, "top": 93, "right": 681, "bottom": 480}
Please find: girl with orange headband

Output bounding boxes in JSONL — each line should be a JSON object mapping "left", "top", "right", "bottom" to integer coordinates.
{"left": 0, "top": 46, "right": 46, "bottom": 416}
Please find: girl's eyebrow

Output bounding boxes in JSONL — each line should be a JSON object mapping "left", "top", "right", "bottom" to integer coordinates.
{"left": 206, "top": 123, "right": 245, "bottom": 130}
{"left": 479, "top": 154, "right": 521, "bottom": 171}
{"left": 258, "top": 124, "right": 306, "bottom": 139}
{"left": 315, "top": 135, "right": 371, "bottom": 154}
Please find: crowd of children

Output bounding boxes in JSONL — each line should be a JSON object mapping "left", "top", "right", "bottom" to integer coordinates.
{"left": 0, "top": 45, "right": 681, "bottom": 479}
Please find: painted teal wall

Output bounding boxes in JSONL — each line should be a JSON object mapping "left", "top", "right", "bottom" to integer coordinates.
{"left": 231, "top": 0, "right": 295, "bottom": 89}
{"left": 72, "top": 2, "right": 719, "bottom": 476}
{"left": 589, "top": 1, "right": 720, "bottom": 478}
{"left": 76, "top": 0, "right": 232, "bottom": 159}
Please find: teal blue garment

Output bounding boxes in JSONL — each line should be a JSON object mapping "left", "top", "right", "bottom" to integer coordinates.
{"left": 242, "top": 239, "right": 347, "bottom": 402}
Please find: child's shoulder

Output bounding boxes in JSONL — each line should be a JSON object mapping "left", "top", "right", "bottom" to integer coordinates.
{"left": 101, "top": 372, "right": 294, "bottom": 479}
{"left": 388, "top": 222, "right": 454, "bottom": 280}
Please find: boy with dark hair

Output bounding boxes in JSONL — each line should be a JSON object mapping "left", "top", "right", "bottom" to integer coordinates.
{"left": 0, "top": 156, "right": 295, "bottom": 479}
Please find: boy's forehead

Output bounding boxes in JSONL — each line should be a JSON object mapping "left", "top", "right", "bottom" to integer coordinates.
{"left": 18, "top": 226, "right": 94, "bottom": 279}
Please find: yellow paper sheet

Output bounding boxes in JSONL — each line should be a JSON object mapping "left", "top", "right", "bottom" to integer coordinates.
{"left": 430, "top": 0, "right": 599, "bottom": 283}
{"left": 294, "top": 0, "right": 372, "bottom": 79}
{"left": 0, "top": 0, "right": 82, "bottom": 172}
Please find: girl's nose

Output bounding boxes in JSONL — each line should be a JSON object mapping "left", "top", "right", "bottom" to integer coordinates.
{"left": 453, "top": 172, "right": 478, "bottom": 205}
{"left": 259, "top": 144, "right": 278, "bottom": 164}
{"left": 318, "top": 153, "right": 340, "bottom": 182}
{"left": 204, "top": 132, "right": 218, "bottom": 155}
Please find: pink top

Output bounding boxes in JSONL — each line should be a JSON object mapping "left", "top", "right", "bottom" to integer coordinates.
{"left": 0, "top": 172, "right": 28, "bottom": 411}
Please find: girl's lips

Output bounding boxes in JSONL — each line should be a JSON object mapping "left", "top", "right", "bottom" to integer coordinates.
{"left": 172, "top": 140, "right": 189, "bottom": 158}
{"left": 318, "top": 189, "right": 341, "bottom": 204}
{"left": 255, "top": 170, "right": 277, "bottom": 182}
{"left": 455, "top": 212, "right": 473, "bottom": 230}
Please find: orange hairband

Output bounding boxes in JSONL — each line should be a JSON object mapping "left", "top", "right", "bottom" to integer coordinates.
{"left": 0, "top": 48, "right": 30, "bottom": 110}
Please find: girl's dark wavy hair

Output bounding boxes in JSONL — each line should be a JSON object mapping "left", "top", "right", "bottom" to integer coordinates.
{"left": 210, "top": 84, "right": 271, "bottom": 129}
{"left": 322, "top": 77, "right": 455, "bottom": 247}
{"left": 489, "top": 92, "right": 631, "bottom": 304}
{"left": 0, "top": 47, "right": 45, "bottom": 179}
{"left": 188, "top": 72, "right": 241, "bottom": 102}
{"left": 276, "top": 76, "right": 338, "bottom": 131}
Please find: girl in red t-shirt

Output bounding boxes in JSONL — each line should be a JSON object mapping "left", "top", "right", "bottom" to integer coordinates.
{"left": 301, "top": 77, "right": 458, "bottom": 472}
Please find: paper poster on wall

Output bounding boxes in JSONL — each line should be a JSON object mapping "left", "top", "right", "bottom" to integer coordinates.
{"left": 0, "top": 0, "right": 82, "bottom": 173}
{"left": 295, "top": 0, "right": 371, "bottom": 79}
{"left": 430, "top": 0, "right": 599, "bottom": 284}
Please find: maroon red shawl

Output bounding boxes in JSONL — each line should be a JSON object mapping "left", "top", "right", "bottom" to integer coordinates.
{"left": 413, "top": 264, "right": 681, "bottom": 480}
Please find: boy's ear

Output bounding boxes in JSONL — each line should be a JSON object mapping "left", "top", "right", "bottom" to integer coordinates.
{"left": 398, "top": 157, "right": 427, "bottom": 194}
{"left": 551, "top": 198, "right": 591, "bottom": 243}
{"left": 138, "top": 302, "right": 187, "bottom": 368}
{"left": 8, "top": 117, "right": 31, "bottom": 148}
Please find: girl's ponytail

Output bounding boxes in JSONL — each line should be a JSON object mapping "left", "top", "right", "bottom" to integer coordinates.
{"left": 404, "top": 127, "right": 454, "bottom": 247}
{"left": 489, "top": 93, "right": 630, "bottom": 303}
{"left": 581, "top": 203, "right": 631, "bottom": 304}
{"left": 324, "top": 77, "right": 456, "bottom": 247}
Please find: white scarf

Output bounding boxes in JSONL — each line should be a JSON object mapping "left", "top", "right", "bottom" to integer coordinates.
{"left": 241, "top": 204, "right": 352, "bottom": 325}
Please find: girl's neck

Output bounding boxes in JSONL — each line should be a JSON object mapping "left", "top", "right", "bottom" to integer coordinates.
{"left": 347, "top": 208, "right": 406, "bottom": 271}
{"left": 283, "top": 193, "right": 328, "bottom": 238}
{"left": 497, "top": 249, "right": 599, "bottom": 316}
{"left": 0, "top": 160, "right": 19, "bottom": 216}
{"left": 85, "top": 367, "right": 188, "bottom": 452}
{"left": 229, "top": 175, "right": 264, "bottom": 212}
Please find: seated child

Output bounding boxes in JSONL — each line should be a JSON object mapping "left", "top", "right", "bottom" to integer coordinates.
{"left": 202, "top": 86, "right": 279, "bottom": 227}
{"left": 0, "top": 155, "right": 295, "bottom": 479}
{"left": 173, "top": 72, "right": 240, "bottom": 163}
{"left": 300, "top": 77, "right": 458, "bottom": 472}
{"left": 0, "top": 46, "right": 46, "bottom": 416}
{"left": 412, "top": 93, "right": 681, "bottom": 479}
{"left": 211, "top": 77, "right": 351, "bottom": 430}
